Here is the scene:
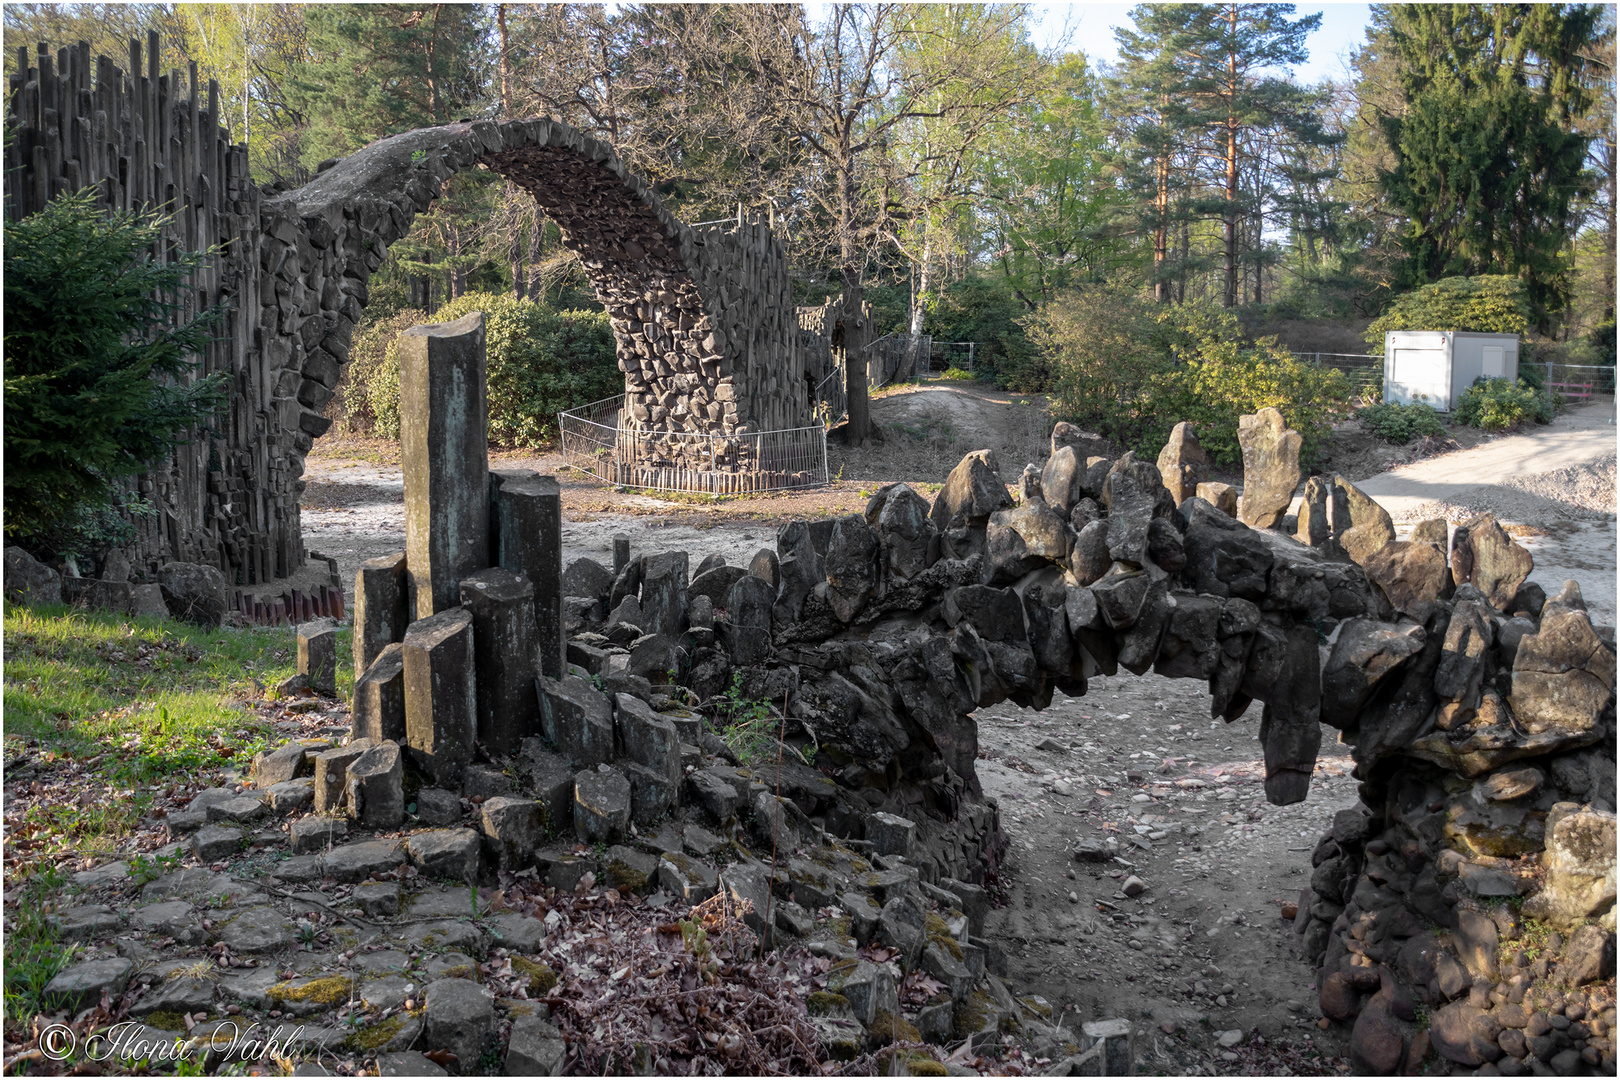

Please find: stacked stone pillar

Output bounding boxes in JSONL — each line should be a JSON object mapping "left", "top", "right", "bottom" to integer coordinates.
{"left": 349, "top": 312, "right": 567, "bottom": 791}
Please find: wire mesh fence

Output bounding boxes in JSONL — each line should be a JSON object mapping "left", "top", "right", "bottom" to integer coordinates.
{"left": 931, "top": 341, "right": 978, "bottom": 373}
{"left": 863, "top": 332, "right": 933, "bottom": 389}
{"left": 1541, "top": 363, "right": 1616, "bottom": 400}
{"left": 557, "top": 396, "right": 829, "bottom": 495}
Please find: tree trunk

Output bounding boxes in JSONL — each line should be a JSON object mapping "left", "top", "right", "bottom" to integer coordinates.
{"left": 1605, "top": 124, "right": 1617, "bottom": 325}
{"left": 528, "top": 211, "right": 545, "bottom": 301}
{"left": 840, "top": 150, "right": 870, "bottom": 445}
{"left": 1223, "top": 4, "right": 1239, "bottom": 309}
{"left": 498, "top": 4, "right": 513, "bottom": 117}
{"left": 510, "top": 221, "right": 524, "bottom": 300}
{"left": 1154, "top": 151, "right": 1170, "bottom": 303}
{"left": 907, "top": 226, "right": 933, "bottom": 373}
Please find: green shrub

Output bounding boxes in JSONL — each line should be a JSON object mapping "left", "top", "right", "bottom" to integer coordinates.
{"left": 1357, "top": 401, "right": 1446, "bottom": 444}
{"left": 1454, "top": 377, "right": 1555, "bottom": 431}
{"left": 1031, "top": 286, "right": 1353, "bottom": 466}
{"left": 3, "top": 190, "right": 227, "bottom": 549}
{"left": 1365, "top": 275, "right": 1532, "bottom": 348}
{"left": 936, "top": 367, "right": 977, "bottom": 382}
{"left": 338, "top": 308, "right": 427, "bottom": 433}
{"left": 359, "top": 293, "right": 617, "bottom": 446}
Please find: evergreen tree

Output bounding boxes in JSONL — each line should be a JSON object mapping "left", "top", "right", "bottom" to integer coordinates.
{"left": 1375, "top": 3, "right": 1603, "bottom": 327}
{"left": 4, "top": 192, "right": 227, "bottom": 550}
{"left": 285, "top": 4, "right": 492, "bottom": 167}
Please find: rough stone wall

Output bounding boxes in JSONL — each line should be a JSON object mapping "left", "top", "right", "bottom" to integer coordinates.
{"left": 6, "top": 33, "right": 816, "bottom": 578}
{"left": 4, "top": 38, "right": 296, "bottom": 584}
{"left": 560, "top": 428, "right": 1615, "bottom": 1069}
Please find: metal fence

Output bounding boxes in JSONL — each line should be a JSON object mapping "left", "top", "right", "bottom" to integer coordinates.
{"left": 932, "top": 341, "right": 978, "bottom": 373}
{"left": 557, "top": 396, "right": 829, "bottom": 495}
{"left": 1542, "top": 362, "right": 1617, "bottom": 400}
{"left": 863, "top": 332, "right": 934, "bottom": 390}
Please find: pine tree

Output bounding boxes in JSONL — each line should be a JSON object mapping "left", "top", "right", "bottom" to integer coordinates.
{"left": 285, "top": 4, "right": 491, "bottom": 167}
{"left": 1375, "top": 3, "right": 1603, "bottom": 327}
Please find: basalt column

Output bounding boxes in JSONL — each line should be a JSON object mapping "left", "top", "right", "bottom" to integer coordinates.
{"left": 401, "top": 312, "right": 489, "bottom": 618}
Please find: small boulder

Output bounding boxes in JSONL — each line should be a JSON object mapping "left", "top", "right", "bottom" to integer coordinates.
{"left": 1236, "top": 408, "right": 1302, "bottom": 528}
{"left": 1156, "top": 422, "right": 1209, "bottom": 506}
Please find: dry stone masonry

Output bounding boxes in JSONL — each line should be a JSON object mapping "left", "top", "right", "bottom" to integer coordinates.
{"left": 5, "top": 33, "right": 819, "bottom": 585}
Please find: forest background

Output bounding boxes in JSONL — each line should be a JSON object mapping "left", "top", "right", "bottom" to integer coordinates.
{"left": 5, "top": 2, "right": 1614, "bottom": 459}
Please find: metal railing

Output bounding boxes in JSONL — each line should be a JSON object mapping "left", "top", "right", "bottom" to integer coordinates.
{"left": 813, "top": 367, "right": 848, "bottom": 430}
{"left": 1541, "top": 362, "right": 1617, "bottom": 399}
{"left": 932, "top": 341, "right": 978, "bottom": 373}
{"left": 557, "top": 396, "right": 828, "bottom": 495}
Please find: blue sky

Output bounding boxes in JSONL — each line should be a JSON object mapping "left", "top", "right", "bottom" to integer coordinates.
{"left": 1029, "top": 3, "right": 1373, "bottom": 84}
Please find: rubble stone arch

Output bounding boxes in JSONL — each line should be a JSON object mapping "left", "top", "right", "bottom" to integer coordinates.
{"left": 263, "top": 117, "right": 811, "bottom": 474}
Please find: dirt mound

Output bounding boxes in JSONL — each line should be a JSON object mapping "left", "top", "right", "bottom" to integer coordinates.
{"left": 830, "top": 383, "right": 1067, "bottom": 485}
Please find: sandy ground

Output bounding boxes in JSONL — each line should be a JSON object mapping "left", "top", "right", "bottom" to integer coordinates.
{"left": 1352, "top": 397, "right": 1617, "bottom": 626}
{"left": 974, "top": 674, "right": 1356, "bottom": 1072}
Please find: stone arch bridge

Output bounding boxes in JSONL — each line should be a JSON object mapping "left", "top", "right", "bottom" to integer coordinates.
{"left": 5, "top": 34, "right": 813, "bottom": 584}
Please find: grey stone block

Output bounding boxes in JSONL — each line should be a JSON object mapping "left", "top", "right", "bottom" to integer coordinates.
{"left": 639, "top": 551, "right": 688, "bottom": 638}
{"left": 353, "top": 881, "right": 401, "bottom": 917}
{"left": 402, "top": 607, "right": 476, "bottom": 788}
{"left": 44, "top": 958, "right": 134, "bottom": 1013}
{"left": 480, "top": 796, "right": 543, "bottom": 873}
{"left": 518, "top": 741, "right": 575, "bottom": 834}
{"left": 347, "top": 740, "right": 405, "bottom": 829}
{"left": 489, "top": 470, "right": 564, "bottom": 680}
{"left": 459, "top": 567, "right": 539, "bottom": 755}
{"left": 261, "top": 776, "right": 312, "bottom": 814}
{"left": 406, "top": 828, "right": 482, "bottom": 884}
{"left": 422, "top": 978, "right": 492, "bottom": 1070}
{"left": 614, "top": 694, "right": 681, "bottom": 788}
{"left": 867, "top": 812, "right": 916, "bottom": 858}
{"left": 574, "top": 768, "right": 631, "bottom": 844}
{"left": 537, "top": 675, "right": 614, "bottom": 769}
{"left": 255, "top": 743, "right": 308, "bottom": 787}
{"left": 191, "top": 825, "right": 244, "bottom": 862}
{"left": 400, "top": 312, "right": 489, "bottom": 619}
{"left": 312, "top": 740, "right": 374, "bottom": 815}
{"left": 505, "top": 1014, "right": 565, "bottom": 1075}
{"left": 290, "top": 815, "right": 348, "bottom": 855}
{"left": 353, "top": 552, "right": 408, "bottom": 681}
{"left": 414, "top": 787, "right": 462, "bottom": 826}
{"left": 352, "top": 642, "right": 407, "bottom": 744}
{"left": 297, "top": 618, "right": 338, "bottom": 696}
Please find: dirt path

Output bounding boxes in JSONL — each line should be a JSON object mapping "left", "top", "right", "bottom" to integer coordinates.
{"left": 1350, "top": 397, "right": 1617, "bottom": 626}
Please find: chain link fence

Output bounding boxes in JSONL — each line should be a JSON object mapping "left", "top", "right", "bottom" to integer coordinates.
{"left": 558, "top": 396, "right": 828, "bottom": 495}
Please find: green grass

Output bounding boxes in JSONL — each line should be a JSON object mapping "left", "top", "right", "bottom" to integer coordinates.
{"left": 2, "top": 603, "right": 345, "bottom": 865}
{"left": 2, "top": 864, "right": 78, "bottom": 1026}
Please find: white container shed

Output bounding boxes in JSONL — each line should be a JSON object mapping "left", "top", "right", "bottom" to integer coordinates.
{"left": 1383, "top": 331, "right": 1520, "bottom": 412}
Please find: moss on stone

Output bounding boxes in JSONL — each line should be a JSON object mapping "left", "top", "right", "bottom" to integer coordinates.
{"left": 443, "top": 964, "right": 477, "bottom": 982}
{"left": 954, "top": 990, "right": 992, "bottom": 1039}
{"left": 904, "top": 1053, "right": 947, "bottom": 1076}
{"left": 269, "top": 975, "right": 355, "bottom": 1006}
{"left": 512, "top": 956, "right": 557, "bottom": 996}
{"left": 1018, "top": 995, "right": 1052, "bottom": 1020}
{"left": 807, "top": 991, "right": 851, "bottom": 1016}
{"left": 344, "top": 1015, "right": 404, "bottom": 1052}
{"left": 869, "top": 1010, "right": 921, "bottom": 1046}
{"left": 825, "top": 915, "right": 852, "bottom": 940}
{"left": 924, "top": 912, "right": 964, "bottom": 961}
{"left": 605, "top": 859, "right": 649, "bottom": 894}
{"left": 143, "top": 1010, "right": 188, "bottom": 1031}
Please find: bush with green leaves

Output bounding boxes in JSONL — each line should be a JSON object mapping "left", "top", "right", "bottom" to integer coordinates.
{"left": 1454, "top": 377, "right": 1555, "bottom": 431}
{"left": 3, "top": 190, "right": 227, "bottom": 553}
{"left": 1357, "top": 401, "right": 1447, "bottom": 444}
{"left": 358, "top": 292, "right": 617, "bottom": 445}
{"left": 337, "top": 308, "right": 428, "bottom": 433}
{"left": 1365, "top": 275, "right": 1532, "bottom": 348}
{"left": 1031, "top": 285, "right": 1353, "bottom": 466}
